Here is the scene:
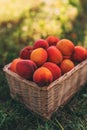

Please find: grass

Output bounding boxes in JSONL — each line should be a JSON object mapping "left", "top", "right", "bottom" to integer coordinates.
{"left": 0, "top": 0, "right": 87, "bottom": 130}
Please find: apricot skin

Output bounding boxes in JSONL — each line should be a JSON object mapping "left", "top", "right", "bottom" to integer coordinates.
{"left": 33, "top": 67, "right": 53, "bottom": 86}
{"left": 30, "top": 48, "right": 48, "bottom": 66}
{"left": 47, "top": 46, "right": 63, "bottom": 64}
{"left": 19, "top": 46, "right": 33, "bottom": 59}
{"left": 16, "top": 60, "right": 36, "bottom": 80}
{"left": 46, "top": 36, "right": 60, "bottom": 46}
{"left": 56, "top": 39, "right": 75, "bottom": 56}
{"left": 60, "top": 59, "right": 75, "bottom": 74}
{"left": 33, "top": 39, "right": 49, "bottom": 49}
{"left": 9, "top": 58, "right": 22, "bottom": 73}
{"left": 71, "top": 46, "right": 87, "bottom": 62}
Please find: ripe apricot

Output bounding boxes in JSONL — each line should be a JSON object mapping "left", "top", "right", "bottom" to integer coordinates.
{"left": 46, "top": 36, "right": 60, "bottom": 46}
{"left": 33, "top": 39, "right": 49, "bottom": 49}
{"left": 72, "top": 46, "right": 87, "bottom": 62}
{"left": 60, "top": 59, "right": 75, "bottom": 74}
{"left": 33, "top": 67, "right": 53, "bottom": 86}
{"left": 19, "top": 46, "right": 33, "bottom": 59}
{"left": 16, "top": 60, "right": 36, "bottom": 80}
{"left": 30, "top": 48, "right": 47, "bottom": 66}
{"left": 47, "top": 46, "right": 63, "bottom": 64}
{"left": 9, "top": 58, "right": 22, "bottom": 73}
{"left": 56, "top": 39, "right": 75, "bottom": 56}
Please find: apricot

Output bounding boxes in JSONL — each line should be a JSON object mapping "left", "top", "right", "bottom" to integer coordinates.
{"left": 60, "top": 59, "right": 75, "bottom": 74}
{"left": 19, "top": 46, "right": 33, "bottom": 59}
{"left": 30, "top": 48, "right": 48, "bottom": 66}
{"left": 33, "top": 39, "right": 49, "bottom": 49}
{"left": 29, "top": 60, "right": 37, "bottom": 70}
{"left": 71, "top": 46, "right": 87, "bottom": 62}
{"left": 9, "top": 58, "right": 22, "bottom": 73}
{"left": 16, "top": 60, "right": 36, "bottom": 80}
{"left": 56, "top": 39, "right": 75, "bottom": 56}
{"left": 33, "top": 67, "right": 53, "bottom": 86}
{"left": 47, "top": 46, "right": 63, "bottom": 64}
{"left": 46, "top": 36, "right": 60, "bottom": 46}
{"left": 43, "top": 62, "right": 61, "bottom": 81}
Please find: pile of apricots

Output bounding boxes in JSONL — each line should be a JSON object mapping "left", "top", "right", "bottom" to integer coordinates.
{"left": 9, "top": 36, "right": 87, "bottom": 86}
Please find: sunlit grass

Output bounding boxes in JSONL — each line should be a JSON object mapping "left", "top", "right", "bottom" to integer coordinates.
{"left": 0, "top": 0, "right": 41, "bottom": 22}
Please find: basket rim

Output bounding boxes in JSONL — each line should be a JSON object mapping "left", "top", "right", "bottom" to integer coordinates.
{"left": 3, "top": 59, "right": 87, "bottom": 90}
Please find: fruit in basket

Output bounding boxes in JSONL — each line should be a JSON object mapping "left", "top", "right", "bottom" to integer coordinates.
{"left": 9, "top": 58, "right": 22, "bottom": 73}
{"left": 8, "top": 36, "right": 87, "bottom": 86}
{"left": 43, "top": 62, "right": 61, "bottom": 81}
{"left": 71, "top": 46, "right": 87, "bottom": 62}
{"left": 60, "top": 59, "right": 75, "bottom": 74}
{"left": 19, "top": 46, "right": 33, "bottom": 59}
{"left": 16, "top": 60, "right": 37, "bottom": 80}
{"left": 33, "top": 39, "right": 49, "bottom": 49}
{"left": 56, "top": 39, "right": 75, "bottom": 56}
{"left": 30, "top": 48, "right": 48, "bottom": 66}
{"left": 46, "top": 36, "right": 60, "bottom": 46}
{"left": 47, "top": 46, "right": 63, "bottom": 64}
{"left": 33, "top": 67, "right": 53, "bottom": 86}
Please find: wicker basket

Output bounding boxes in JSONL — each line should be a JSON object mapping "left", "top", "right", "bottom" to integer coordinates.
{"left": 3, "top": 59, "right": 87, "bottom": 119}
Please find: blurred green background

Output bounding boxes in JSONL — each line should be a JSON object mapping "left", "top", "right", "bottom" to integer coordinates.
{"left": 0, "top": 0, "right": 87, "bottom": 66}
{"left": 0, "top": 0, "right": 87, "bottom": 130}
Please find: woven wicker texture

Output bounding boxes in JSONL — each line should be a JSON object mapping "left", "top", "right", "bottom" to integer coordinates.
{"left": 3, "top": 59, "right": 87, "bottom": 119}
